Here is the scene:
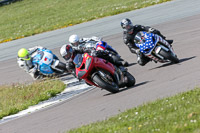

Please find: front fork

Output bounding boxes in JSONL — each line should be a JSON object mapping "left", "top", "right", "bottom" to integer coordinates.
{"left": 156, "top": 36, "right": 176, "bottom": 57}
{"left": 113, "top": 66, "right": 128, "bottom": 87}
{"left": 155, "top": 45, "right": 176, "bottom": 60}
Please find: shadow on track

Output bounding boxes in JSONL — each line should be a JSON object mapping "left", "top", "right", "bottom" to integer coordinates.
{"left": 103, "top": 81, "right": 152, "bottom": 96}
{"left": 127, "top": 62, "right": 137, "bottom": 67}
{"left": 149, "top": 56, "right": 196, "bottom": 70}
{"left": 179, "top": 56, "right": 196, "bottom": 63}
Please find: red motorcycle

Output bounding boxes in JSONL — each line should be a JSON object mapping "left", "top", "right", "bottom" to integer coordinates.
{"left": 73, "top": 52, "right": 135, "bottom": 93}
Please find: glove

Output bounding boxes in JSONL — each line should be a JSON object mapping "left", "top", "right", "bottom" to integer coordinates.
{"left": 91, "top": 50, "right": 98, "bottom": 56}
{"left": 66, "top": 61, "right": 75, "bottom": 70}
{"left": 98, "top": 50, "right": 109, "bottom": 56}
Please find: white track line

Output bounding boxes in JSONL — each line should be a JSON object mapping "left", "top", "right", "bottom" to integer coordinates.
{"left": 0, "top": 76, "right": 95, "bottom": 124}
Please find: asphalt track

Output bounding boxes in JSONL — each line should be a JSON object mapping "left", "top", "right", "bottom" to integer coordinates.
{"left": 0, "top": 0, "right": 200, "bottom": 132}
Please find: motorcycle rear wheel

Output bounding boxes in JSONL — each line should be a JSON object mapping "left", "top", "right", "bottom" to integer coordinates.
{"left": 92, "top": 74, "right": 119, "bottom": 93}
{"left": 159, "top": 49, "right": 179, "bottom": 63}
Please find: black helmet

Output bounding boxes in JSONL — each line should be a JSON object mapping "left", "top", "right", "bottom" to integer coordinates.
{"left": 120, "top": 18, "right": 134, "bottom": 33}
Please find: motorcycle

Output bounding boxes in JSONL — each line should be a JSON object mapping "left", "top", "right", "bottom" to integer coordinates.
{"left": 32, "top": 48, "right": 68, "bottom": 78}
{"left": 82, "top": 40, "right": 124, "bottom": 63}
{"left": 73, "top": 52, "right": 135, "bottom": 93}
{"left": 134, "top": 31, "right": 179, "bottom": 63}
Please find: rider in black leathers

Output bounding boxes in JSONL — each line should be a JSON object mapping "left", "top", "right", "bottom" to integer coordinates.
{"left": 121, "top": 18, "right": 173, "bottom": 66}
{"left": 60, "top": 43, "right": 128, "bottom": 75}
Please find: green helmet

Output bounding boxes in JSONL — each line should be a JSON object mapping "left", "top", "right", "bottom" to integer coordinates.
{"left": 18, "top": 48, "right": 30, "bottom": 60}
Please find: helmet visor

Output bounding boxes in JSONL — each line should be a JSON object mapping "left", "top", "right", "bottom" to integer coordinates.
{"left": 64, "top": 53, "right": 72, "bottom": 60}
{"left": 71, "top": 42, "right": 79, "bottom": 47}
{"left": 20, "top": 55, "right": 31, "bottom": 60}
{"left": 63, "top": 46, "right": 73, "bottom": 60}
{"left": 124, "top": 25, "right": 133, "bottom": 33}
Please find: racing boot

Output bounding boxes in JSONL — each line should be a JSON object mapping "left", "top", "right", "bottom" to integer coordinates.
{"left": 137, "top": 52, "right": 150, "bottom": 66}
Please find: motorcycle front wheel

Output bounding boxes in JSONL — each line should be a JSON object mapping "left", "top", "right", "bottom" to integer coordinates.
{"left": 124, "top": 72, "right": 136, "bottom": 87}
{"left": 92, "top": 73, "right": 119, "bottom": 93}
{"left": 159, "top": 49, "right": 179, "bottom": 63}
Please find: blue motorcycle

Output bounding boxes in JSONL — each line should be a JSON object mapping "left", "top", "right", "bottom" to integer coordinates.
{"left": 32, "top": 48, "right": 67, "bottom": 77}
{"left": 134, "top": 31, "right": 179, "bottom": 63}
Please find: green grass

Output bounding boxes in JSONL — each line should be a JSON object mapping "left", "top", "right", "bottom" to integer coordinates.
{"left": 0, "top": 79, "right": 66, "bottom": 119}
{"left": 68, "top": 87, "right": 200, "bottom": 133}
{"left": 0, "top": 0, "right": 172, "bottom": 43}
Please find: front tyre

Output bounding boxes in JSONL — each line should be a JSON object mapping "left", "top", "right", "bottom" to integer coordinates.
{"left": 160, "top": 49, "right": 179, "bottom": 63}
{"left": 92, "top": 74, "right": 119, "bottom": 93}
{"left": 124, "top": 72, "right": 135, "bottom": 87}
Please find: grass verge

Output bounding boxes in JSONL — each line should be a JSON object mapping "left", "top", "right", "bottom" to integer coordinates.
{"left": 0, "top": 79, "right": 66, "bottom": 119}
{"left": 0, "top": 0, "right": 172, "bottom": 43}
{"left": 68, "top": 87, "right": 200, "bottom": 133}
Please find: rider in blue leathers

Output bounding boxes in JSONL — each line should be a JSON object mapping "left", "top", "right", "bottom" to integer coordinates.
{"left": 17, "top": 46, "right": 59, "bottom": 80}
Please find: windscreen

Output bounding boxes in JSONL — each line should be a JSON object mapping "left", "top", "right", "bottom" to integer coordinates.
{"left": 73, "top": 54, "right": 83, "bottom": 68}
{"left": 134, "top": 31, "right": 146, "bottom": 44}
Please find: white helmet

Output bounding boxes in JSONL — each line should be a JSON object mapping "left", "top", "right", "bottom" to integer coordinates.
{"left": 69, "top": 34, "right": 79, "bottom": 44}
{"left": 60, "top": 44, "right": 73, "bottom": 60}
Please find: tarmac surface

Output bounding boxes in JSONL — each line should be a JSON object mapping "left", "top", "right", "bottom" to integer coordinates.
{"left": 0, "top": 0, "right": 200, "bottom": 132}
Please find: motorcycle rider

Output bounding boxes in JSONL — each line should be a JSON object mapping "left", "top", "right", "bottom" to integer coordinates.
{"left": 17, "top": 46, "right": 45, "bottom": 80}
{"left": 95, "top": 41, "right": 129, "bottom": 67}
{"left": 120, "top": 18, "right": 173, "bottom": 66}
{"left": 17, "top": 46, "right": 59, "bottom": 80}
{"left": 68, "top": 34, "right": 102, "bottom": 50}
{"left": 60, "top": 44, "right": 81, "bottom": 76}
{"left": 60, "top": 34, "right": 101, "bottom": 74}
{"left": 62, "top": 34, "right": 129, "bottom": 65}
{"left": 60, "top": 42, "right": 128, "bottom": 76}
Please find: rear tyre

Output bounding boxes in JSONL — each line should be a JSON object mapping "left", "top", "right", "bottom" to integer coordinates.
{"left": 160, "top": 49, "right": 179, "bottom": 63}
{"left": 92, "top": 74, "right": 119, "bottom": 93}
{"left": 124, "top": 72, "right": 135, "bottom": 87}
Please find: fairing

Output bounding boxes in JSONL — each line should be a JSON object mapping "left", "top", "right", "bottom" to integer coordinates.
{"left": 32, "top": 49, "right": 54, "bottom": 75}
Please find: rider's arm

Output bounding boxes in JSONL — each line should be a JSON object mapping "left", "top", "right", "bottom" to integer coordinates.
{"left": 143, "top": 25, "right": 166, "bottom": 39}
{"left": 123, "top": 32, "right": 137, "bottom": 54}
{"left": 17, "top": 57, "right": 41, "bottom": 80}
{"left": 134, "top": 24, "right": 161, "bottom": 35}
{"left": 74, "top": 47, "right": 92, "bottom": 54}
{"left": 134, "top": 25, "right": 149, "bottom": 31}
{"left": 28, "top": 46, "right": 45, "bottom": 55}
{"left": 17, "top": 58, "right": 30, "bottom": 72}
{"left": 65, "top": 59, "right": 76, "bottom": 76}
{"left": 106, "top": 45, "right": 118, "bottom": 55}
{"left": 128, "top": 45, "right": 138, "bottom": 54}
{"left": 82, "top": 36, "right": 102, "bottom": 42}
